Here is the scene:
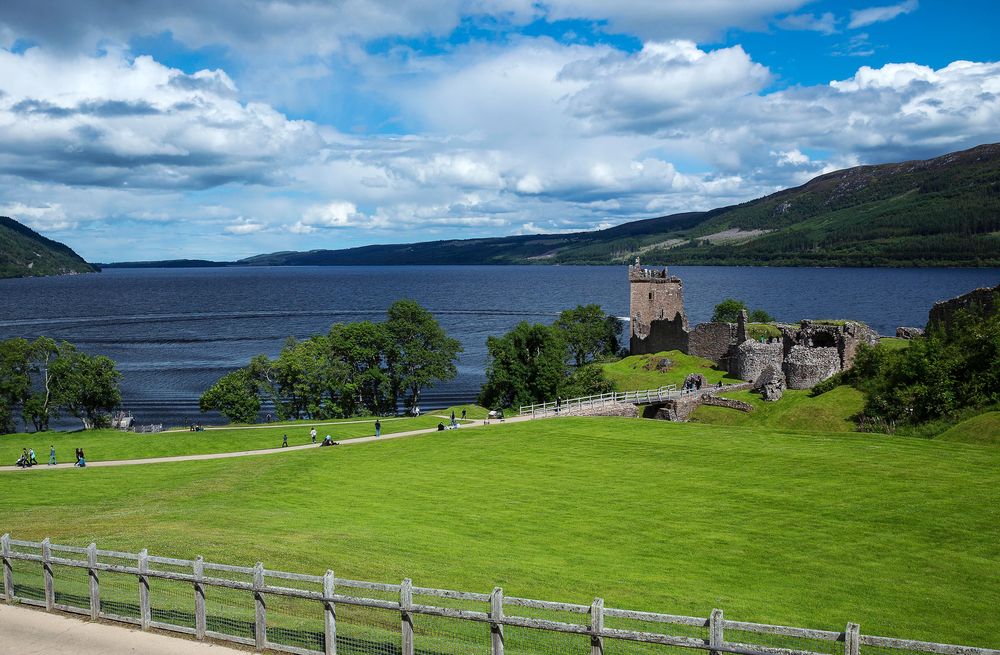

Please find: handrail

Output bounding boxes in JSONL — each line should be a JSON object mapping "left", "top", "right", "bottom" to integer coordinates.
{"left": 519, "top": 385, "right": 686, "bottom": 417}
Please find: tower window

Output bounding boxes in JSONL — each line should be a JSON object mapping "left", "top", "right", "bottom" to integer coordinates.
{"left": 648, "top": 292, "right": 653, "bottom": 300}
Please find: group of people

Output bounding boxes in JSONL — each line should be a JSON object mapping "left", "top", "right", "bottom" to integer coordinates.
{"left": 304, "top": 427, "right": 339, "bottom": 447}
{"left": 15, "top": 446, "right": 86, "bottom": 468}
{"left": 188, "top": 423, "right": 204, "bottom": 432}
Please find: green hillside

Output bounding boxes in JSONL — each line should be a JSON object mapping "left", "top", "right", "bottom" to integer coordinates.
{"left": 236, "top": 143, "right": 1000, "bottom": 268}
{"left": 0, "top": 216, "right": 95, "bottom": 278}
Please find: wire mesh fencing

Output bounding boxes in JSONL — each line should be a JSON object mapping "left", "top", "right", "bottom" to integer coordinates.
{"left": 3, "top": 536, "right": 1000, "bottom": 655}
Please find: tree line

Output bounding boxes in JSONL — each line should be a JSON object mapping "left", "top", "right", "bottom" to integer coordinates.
{"left": 0, "top": 337, "right": 122, "bottom": 434}
{"left": 199, "top": 300, "right": 463, "bottom": 423}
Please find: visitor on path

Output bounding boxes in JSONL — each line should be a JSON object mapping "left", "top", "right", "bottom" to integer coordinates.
{"left": 413, "top": 406, "right": 421, "bottom": 417}
{"left": 48, "top": 446, "right": 56, "bottom": 466}
{"left": 17, "top": 449, "right": 30, "bottom": 468}
{"left": 437, "top": 422, "right": 445, "bottom": 431}
{"left": 556, "top": 396, "right": 562, "bottom": 414}
{"left": 375, "top": 419, "right": 381, "bottom": 438}
{"left": 281, "top": 434, "right": 288, "bottom": 448}
{"left": 75, "top": 448, "right": 86, "bottom": 467}
{"left": 28, "top": 448, "right": 37, "bottom": 465}
{"left": 498, "top": 409, "right": 505, "bottom": 422}
{"left": 310, "top": 427, "right": 317, "bottom": 443}
{"left": 320, "top": 435, "right": 337, "bottom": 446}
{"left": 461, "top": 409, "right": 467, "bottom": 420}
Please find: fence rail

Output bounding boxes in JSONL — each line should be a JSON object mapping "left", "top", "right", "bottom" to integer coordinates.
{"left": 519, "top": 386, "right": 689, "bottom": 418}
{"left": 2, "top": 535, "right": 998, "bottom": 655}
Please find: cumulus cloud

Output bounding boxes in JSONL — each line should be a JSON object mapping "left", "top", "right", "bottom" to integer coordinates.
{"left": 0, "top": 48, "right": 321, "bottom": 190}
{"left": 224, "top": 217, "right": 266, "bottom": 235}
{"left": 848, "top": 0, "right": 918, "bottom": 29}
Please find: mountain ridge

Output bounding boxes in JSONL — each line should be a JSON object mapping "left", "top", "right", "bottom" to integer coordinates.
{"left": 0, "top": 216, "right": 96, "bottom": 279}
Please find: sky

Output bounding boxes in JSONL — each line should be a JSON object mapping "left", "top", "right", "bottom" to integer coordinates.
{"left": 0, "top": 0, "right": 998, "bottom": 262}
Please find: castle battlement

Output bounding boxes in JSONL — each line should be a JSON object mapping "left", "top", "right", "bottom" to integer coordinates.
{"left": 628, "top": 258, "right": 680, "bottom": 283}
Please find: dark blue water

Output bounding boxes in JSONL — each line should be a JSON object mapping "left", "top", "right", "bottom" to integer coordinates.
{"left": 1, "top": 265, "right": 997, "bottom": 427}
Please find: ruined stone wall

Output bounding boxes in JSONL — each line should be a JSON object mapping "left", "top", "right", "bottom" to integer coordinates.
{"left": 729, "top": 340, "right": 783, "bottom": 383}
{"left": 839, "top": 321, "right": 880, "bottom": 369}
{"left": 561, "top": 402, "right": 639, "bottom": 418}
{"left": 630, "top": 315, "right": 689, "bottom": 354}
{"left": 782, "top": 345, "right": 841, "bottom": 390}
{"left": 927, "top": 284, "right": 999, "bottom": 333}
{"left": 700, "top": 396, "right": 754, "bottom": 412}
{"left": 688, "top": 322, "right": 735, "bottom": 364}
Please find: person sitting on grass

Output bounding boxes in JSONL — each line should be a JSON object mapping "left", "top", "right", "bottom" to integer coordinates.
{"left": 320, "top": 435, "right": 337, "bottom": 446}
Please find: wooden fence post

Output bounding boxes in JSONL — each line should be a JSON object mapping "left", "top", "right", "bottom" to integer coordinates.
{"left": 194, "top": 556, "right": 206, "bottom": 640}
{"left": 846, "top": 622, "right": 860, "bottom": 655}
{"left": 42, "top": 538, "right": 54, "bottom": 611}
{"left": 138, "top": 549, "right": 150, "bottom": 629}
{"left": 324, "top": 570, "right": 337, "bottom": 655}
{"left": 1, "top": 534, "right": 13, "bottom": 603}
{"left": 87, "top": 543, "right": 99, "bottom": 620}
{"left": 490, "top": 587, "right": 504, "bottom": 655}
{"left": 590, "top": 597, "right": 604, "bottom": 655}
{"left": 254, "top": 562, "right": 267, "bottom": 651}
{"left": 710, "top": 608, "right": 724, "bottom": 655}
{"left": 400, "top": 578, "right": 414, "bottom": 655}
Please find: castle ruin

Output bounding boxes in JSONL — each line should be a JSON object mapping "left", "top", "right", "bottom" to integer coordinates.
{"left": 627, "top": 260, "right": 879, "bottom": 390}
{"left": 629, "top": 258, "right": 689, "bottom": 354}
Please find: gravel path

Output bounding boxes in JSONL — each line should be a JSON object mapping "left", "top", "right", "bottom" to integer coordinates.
{"left": 0, "top": 416, "right": 527, "bottom": 472}
{"left": 0, "top": 603, "right": 246, "bottom": 654}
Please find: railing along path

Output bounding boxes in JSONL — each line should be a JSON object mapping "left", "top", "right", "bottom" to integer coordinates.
{"left": 520, "top": 385, "right": 693, "bottom": 418}
{"left": 3, "top": 535, "right": 998, "bottom": 655}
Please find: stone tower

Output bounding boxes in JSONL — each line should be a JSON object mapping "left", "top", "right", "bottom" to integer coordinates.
{"left": 629, "top": 258, "right": 689, "bottom": 354}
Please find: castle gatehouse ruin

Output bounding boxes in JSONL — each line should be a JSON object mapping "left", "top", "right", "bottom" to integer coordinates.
{"left": 628, "top": 259, "right": 879, "bottom": 390}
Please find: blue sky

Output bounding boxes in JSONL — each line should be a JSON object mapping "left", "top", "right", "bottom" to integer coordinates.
{"left": 0, "top": 0, "right": 997, "bottom": 261}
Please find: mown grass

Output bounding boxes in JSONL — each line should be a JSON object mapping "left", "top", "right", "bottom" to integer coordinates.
{"left": 935, "top": 411, "right": 1000, "bottom": 445}
{"left": 601, "top": 350, "right": 742, "bottom": 390}
{"left": 0, "top": 405, "right": 481, "bottom": 464}
{"left": 1, "top": 417, "right": 998, "bottom": 647}
{"left": 690, "top": 386, "right": 864, "bottom": 433}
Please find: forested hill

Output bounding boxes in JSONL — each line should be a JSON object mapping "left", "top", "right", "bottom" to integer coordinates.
{"left": 0, "top": 216, "right": 96, "bottom": 279}
{"left": 241, "top": 143, "right": 1000, "bottom": 267}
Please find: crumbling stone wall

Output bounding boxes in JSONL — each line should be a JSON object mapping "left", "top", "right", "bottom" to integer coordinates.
{"left": 688, "top": 322, "right": 735, "bottom": 364}
{"left": 782, "top": 345, "right": 841, "bottom": 390}
{"left": 754, "top": 365, "right": 786, "bottom": 401}
{"left": 562, "top": 402, "right": 639, "bottom": 418}
{"left": 729, "top": 340, "right": 783, "bottom": 383}
{"left": 896, "top": 326, "right": 924, "bottom": 339}
{"left": 927, "top": 284, "right": 999, "bottom": 333}
{"left": 701, "top": 396, "right": 754, "bottom": 412}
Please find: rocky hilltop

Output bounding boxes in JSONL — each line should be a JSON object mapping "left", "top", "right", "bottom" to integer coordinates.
{"left": 0, "top": 216, "right": 96, "bottom": 279}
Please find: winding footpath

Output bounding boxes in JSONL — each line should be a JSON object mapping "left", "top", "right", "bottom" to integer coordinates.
{"left": 0, "top": 416, "right": 530, "bottom": 472}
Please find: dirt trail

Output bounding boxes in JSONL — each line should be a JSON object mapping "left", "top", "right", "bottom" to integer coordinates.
{"left": 0, "top": 416, "right": 528, "bottom": 472}
{"left": 0, "top": 603, "right": 246, "bottom": 654}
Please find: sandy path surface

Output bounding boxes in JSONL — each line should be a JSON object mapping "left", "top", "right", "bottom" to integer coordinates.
{"left": 0, "top": 416, "right": 528, "bottom": 472}
{"left": 0, "top": 603, "right": 246, "bottom": 655}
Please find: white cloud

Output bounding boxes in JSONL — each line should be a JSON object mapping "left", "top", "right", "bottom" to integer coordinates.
{"left": 224, "top": 217, "right": 266, "bottom": 235}
{"left": 0, "top": 201, "right": 73, "bottom": 230}
{"left": 777, "top": 12, "right": 838, "bottom": 34}
{"left": 772, "top": 149, "right": 811, "bottom": 166}
{"left": 848, "top": 0, "right": 918, "bottom": 29}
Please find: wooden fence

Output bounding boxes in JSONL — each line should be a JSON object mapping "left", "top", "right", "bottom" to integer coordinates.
{"left": 3, "top": 535, "right": 998, "bottom": 655}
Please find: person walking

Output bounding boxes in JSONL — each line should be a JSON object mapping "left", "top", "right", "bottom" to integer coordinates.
{"left": 375, "top": 419, "right": 381, "bottom": 438}
{"left": 461, "top": 409, "right": 467, "bottom": 420}
{"left": 310, "top": 427, "right": 317, "bottom": 443}
{"left": 48, "top": 445, "right": 56, "bottom": 466}
{"left": 28, "top": 448, "right": 37, "bottom": 465}
{"left": 281, "top": 434, "right": 288, "bottom": 448}
{"left": 556, "top": 396, "right": 562, "bottom": 414}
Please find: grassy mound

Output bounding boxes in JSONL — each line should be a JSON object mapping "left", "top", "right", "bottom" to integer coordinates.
{"left": 1, "top": 417, "right": 997, "bottom": 646}
{"left": 601, "top": 350, "right": 741, "bottom": 390}
{"left": 690, "top": 386, "right": 864, "bottom": 433}
{"left": 935, "top": 411, "right": 1000, "bottom": 445}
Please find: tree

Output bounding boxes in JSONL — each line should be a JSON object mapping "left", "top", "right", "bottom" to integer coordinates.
{"left": 328, "top": 321, "right": 393, "bottom": 416}
{"left": 554, "top": 304, "right": 623, "bottom": 366}
{"left": 712, "top": 299, "right": 748, "bottom": 323}
{"left": 386, "top": 300, "right": 463, "bottom": 411}
{"left": 200, "top": 368, "right": 261, "bottom": 424}
{"left": 479, "top": 322, "right": 567, "bottom": 409}
{"left": 713, "top": 299, "right": 774, "bottom": 323}
{"left": 0, "top": 337, "right": 33, "bottom": 434}
{"left": 51, "top": 351, "right": 122, "bottom": 429}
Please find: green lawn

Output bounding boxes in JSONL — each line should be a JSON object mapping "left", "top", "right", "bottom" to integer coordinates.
{"left": 690, "top": 386, "right": 864, "bottom": 433}
{"left": 2, "top": 417, "right": 998, "bottom": 648}
{"left": 601, "top": 350, "right": 742, "bottom": 390}
{"left": 935, "top": 411, "right": 1000, "bottom": 445}
{"left": 0, "top": 405, "right": 481, "bottom": 464}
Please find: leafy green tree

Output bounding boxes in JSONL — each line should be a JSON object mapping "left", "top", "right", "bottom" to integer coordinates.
{"left": 712, "top": 299, "right": 748, "bottom": 323}
{"left": 200, "top": 368, "right": 261, "bottom": 424}
{"left": 563, "top": 364, "right": 616, "bottom": 398}
{"left": 479, "top": 322, "right": 567, "bottom": 409}
{"left": 51, "top": 350, "right": 122, "bottom": 429}
{"left": 386, "top": 300, "right": 463, "bottom": 411}
{"left": 0, "top": 337, "right": 33, "bottom": 433}
{"left": 713, "top": 299, "right": 774, "bottom": 324}
{"left": 328, "top": 321, "right": 392, "bottom": 416}
{"left": 554, "top": 304, "right": 623, "bottom": 366}
{"left": 23, "top": 337, "right": 63, "bottom": 432}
